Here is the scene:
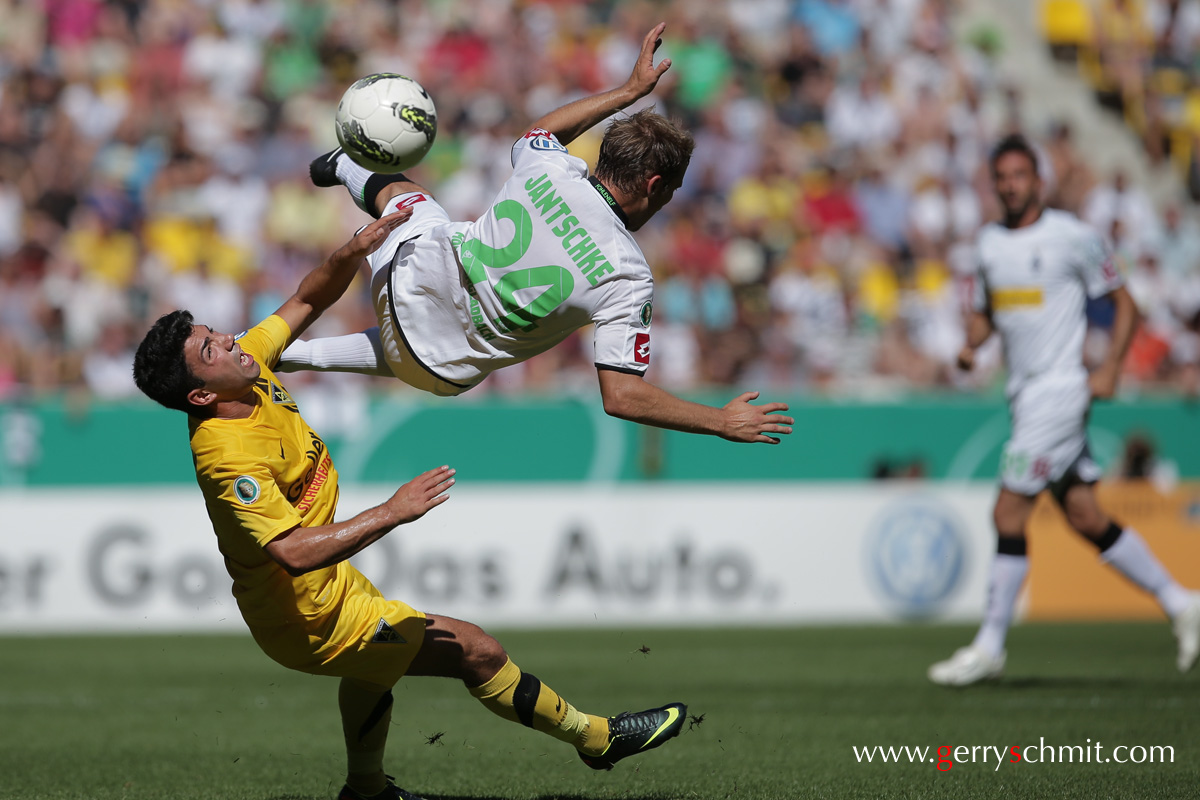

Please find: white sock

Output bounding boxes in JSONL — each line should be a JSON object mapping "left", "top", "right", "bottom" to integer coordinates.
{"left": 335, "top": 153, "right": 374, "bottom": 214}
{"left": 277, "top": 329, "right": 392, "bottom": 377}
{"left": 1101, "top": 528, "right": 1191, "bottom": 618}
{"left": 972, "top": 553, "right": 1029, "bottom": 657}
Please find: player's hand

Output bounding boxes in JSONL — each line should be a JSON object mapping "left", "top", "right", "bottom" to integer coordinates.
{"left": 720, "top": 391, "right": 794, "bottom": 444}
{"left": 625, "top": 22, "right": 672, "bottom": 99}
{"left": 385, "top": 465, "right": 455, "bottom": 525}
{"left": 1089, "top": 363, "right": 1120, "bottom": 400}
{"left": 337, "top": 208, "right": 413, "bottom": 263}
{"left": 956, "top": 346, "right": 976, "bottom": 371}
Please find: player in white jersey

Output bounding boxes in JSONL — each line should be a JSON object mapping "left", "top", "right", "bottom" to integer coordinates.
{"left": 278, "top": 23, "right": 792, "bottom": 446}
{"left": 928, "top": 135, "right": 1200, "bottom": 686}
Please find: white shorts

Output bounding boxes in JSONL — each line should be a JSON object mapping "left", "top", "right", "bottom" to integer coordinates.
{"left": 366, "top": 192, "right": 473, "bottom": 396}
{"left": 368, "top": 191, "right": 451, "bottom": 270}
{"left": 1000, "top": 372, "right": 1102, "bottom": 496}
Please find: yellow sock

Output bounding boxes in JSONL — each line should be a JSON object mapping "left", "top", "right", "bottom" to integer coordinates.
{"left": 468, "top": 658, "right": 609, "bottom": 753}
{"left": 339, "top": 677, "right": 393, "bottom": 796}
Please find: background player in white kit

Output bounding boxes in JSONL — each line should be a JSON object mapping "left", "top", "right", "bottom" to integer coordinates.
{"left": 928, "top": 134, "right": 1200, "bottom": 686}
{"left": 280, "top": 23, "right": 792, "bottom": 446}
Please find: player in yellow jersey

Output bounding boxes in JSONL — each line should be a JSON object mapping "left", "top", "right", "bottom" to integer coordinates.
{"left": 132, "top": 211, "right": 686, "bottom": 800}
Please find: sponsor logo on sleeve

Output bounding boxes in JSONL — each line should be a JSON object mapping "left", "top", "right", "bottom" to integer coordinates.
{"left": 524, "top": 127, "right": 551, "bottom": 139}
{"left": 371, "top": 618, "right": 408, "bottom": 644}
{"left": 639, "top": 301, "right": 653, "bottom": 327}
{"left": 634, "top": 332, "right": 651, "bottom": 365}
{"left": 234, "top": 330, "right": 248, "bottom": 341}
{"left": 233, "top": 476, "right": 261, "bottom": 505}
{"left": 530, "top": 136, "right": 567, "bottom": 152}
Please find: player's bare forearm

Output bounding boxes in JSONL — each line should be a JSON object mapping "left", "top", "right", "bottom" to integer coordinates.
{"left": 600, "top": 370, "right": 722, "bottom": 434}
{"left": 597, "top": 369, "right": 793, "bottom": 444}
{"left": 1091, "top": 286, "right": 1139, "bottom": 399}
{"left": 1102, "top": 286, "right": 1139, "bottom": 371}
{"left": 527, "top": 23, "right": 671, "bottom": 145}
{"left": 263, "top": 466, "right": 454, "bottom": 575}
{"left": 964, "top": 311, "right": 994, "bottom": 349}
{"left": 957, "top": 311, "right": 994, "bottom": 370}
{"left": 529, "top": 86, "right": 642, "bottom": 146}
{"left": 276, "top": 210, "right": 410, "bottom": 342}
{"left": 264, "top": 505, "right": 405, "bottom": 576}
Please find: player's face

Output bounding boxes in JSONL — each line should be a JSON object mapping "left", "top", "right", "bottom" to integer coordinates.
{"left": 992, "top": 151, "right": 1041, "bottom": 222}
{"left": 184, "top": 325, "right": 261, "bottom": 401}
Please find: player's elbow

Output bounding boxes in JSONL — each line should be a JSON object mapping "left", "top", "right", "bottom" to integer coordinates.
{"left": 264, "top": 535, "right": 319, "bottom": 576}
{"left": 599, "top": 375, "right": 642, "bottom": 420}
{"left": 272, "top": 552, "right": 313, "bottom": 577}
{"left": 276, "top": 559, "right": 312, "bottom": 578}
{"left": 601, "top": 390, "right": 628, "bottom": 419}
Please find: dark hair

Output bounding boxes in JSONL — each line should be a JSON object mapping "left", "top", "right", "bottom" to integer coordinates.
{"left": 133, "top": 310, "right": 204, "bottom": 413}
{"left": 989, "top": 133, "right": 1039, "bottom": 175}
{"left": 595, "top": 108, "right": 695, "bottom": 196}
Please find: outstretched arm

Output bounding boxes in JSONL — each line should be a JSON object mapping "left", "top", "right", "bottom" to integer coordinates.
{"left": 274, "top": 209, "right": 411, "bottom": 344}
{"left": 597, "top": 369, "right": 793, "bottom": 444}
{"left": 528, "top": 22, "right": 672, "bottom": 146}
{"left": 264, "top": 465, "right": 455, "bottom": 576}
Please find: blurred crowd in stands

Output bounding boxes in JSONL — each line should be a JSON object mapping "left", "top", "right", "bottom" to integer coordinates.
{"left": 1043, "top": 0, "right": 1200, "bottom": 183}
{"left": 0, "top": 0, "right": 1198, "bottom": 409}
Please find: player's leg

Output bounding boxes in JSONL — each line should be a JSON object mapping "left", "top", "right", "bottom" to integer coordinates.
{"left": 277, "top": 186, "right": 451, "bottom": 387}
{"left": 249, "top": 597, "right": 428, "bottom": 800}
{"left": 407, "top": 614, "right": 686, "bottom": 770}
{"left": 1055, "top": 478, "right": 1200, "bottom": 672}
{"left": 931, "top": 379, "right": 1065, "bottom": 687}
{"left": 929, "top": 488, "right": 1034, "bottom": 686}
{"left": 275, "top": 327, "right": 391, "bottom": 375}
{"left": 974, "top": 489, "right": 1036, "bottom": 658}
{"left": 406, "top": 614, "right": 608, "bottom": 751}
{"left": 932, "top": 374, "right": 1088, "bottom": 686}
{"left": 311, "top": 148, "right": 432, "bottom": 218}
{"left": 337, "top": 676, "right": 399, "bottom": 799}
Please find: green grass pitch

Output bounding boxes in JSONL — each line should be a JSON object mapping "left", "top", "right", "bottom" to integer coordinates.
{"left": 2, "top": 624, "right": 1197, "bottom": 799}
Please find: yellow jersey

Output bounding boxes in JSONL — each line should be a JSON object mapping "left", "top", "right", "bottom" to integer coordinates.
{"left": 189, "top": 315, "right": 349, "bottom": 626}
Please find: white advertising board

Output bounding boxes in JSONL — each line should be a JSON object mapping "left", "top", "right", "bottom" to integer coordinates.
{"left": 0, "top": 483, "right": 999, "bottom": 632}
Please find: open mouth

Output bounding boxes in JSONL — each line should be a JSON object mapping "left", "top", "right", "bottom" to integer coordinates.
{"left": 240, "top": 351, "right": 254, "bottom": 368}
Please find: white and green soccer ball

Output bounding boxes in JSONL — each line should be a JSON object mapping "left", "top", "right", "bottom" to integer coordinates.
{"left": 334, "top": 73, "right": 437, "bottom": 173}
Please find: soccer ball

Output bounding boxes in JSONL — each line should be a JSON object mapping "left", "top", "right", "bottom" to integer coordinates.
{"left": 334, "top": 73, "right": 438, "bottom": 173}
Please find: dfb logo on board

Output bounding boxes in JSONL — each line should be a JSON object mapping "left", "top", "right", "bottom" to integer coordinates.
{"left": 865, "top": 497, "right": 967, "bottom": 617}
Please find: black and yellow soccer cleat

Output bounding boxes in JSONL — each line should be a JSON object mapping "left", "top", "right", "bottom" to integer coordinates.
{"left": 578, "top": 702, "right": 687, "bottom": 771}
{"left": 337, "top": 776, "right": 426, "bottom": 800}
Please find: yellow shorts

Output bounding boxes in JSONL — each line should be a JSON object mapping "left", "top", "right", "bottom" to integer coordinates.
{"left": 248, "top": 570, "right": 426, "bottom": 688}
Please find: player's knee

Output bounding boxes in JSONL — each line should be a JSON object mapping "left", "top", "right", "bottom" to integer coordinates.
{"left": 1062, "top": 486, "right": 1107, "bottom": 536}
{"left": 992, "top": 488, "right": 1036, "bottom": 537}
{"left": 1067, "top": 507, "right": 1108, "bottom": 537}
{"left": 460, "top": 624, "right": 508, "bottom": 679}
{"left": 993, "top": 506, "right": 1024, "bottom": 537}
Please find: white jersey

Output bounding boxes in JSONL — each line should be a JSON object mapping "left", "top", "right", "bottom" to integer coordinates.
{"left": 972, "top": 208, "right": 1123, "bottom": 398}
{"left": 377, "top": 129, "right": 655, "bottom": 391}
